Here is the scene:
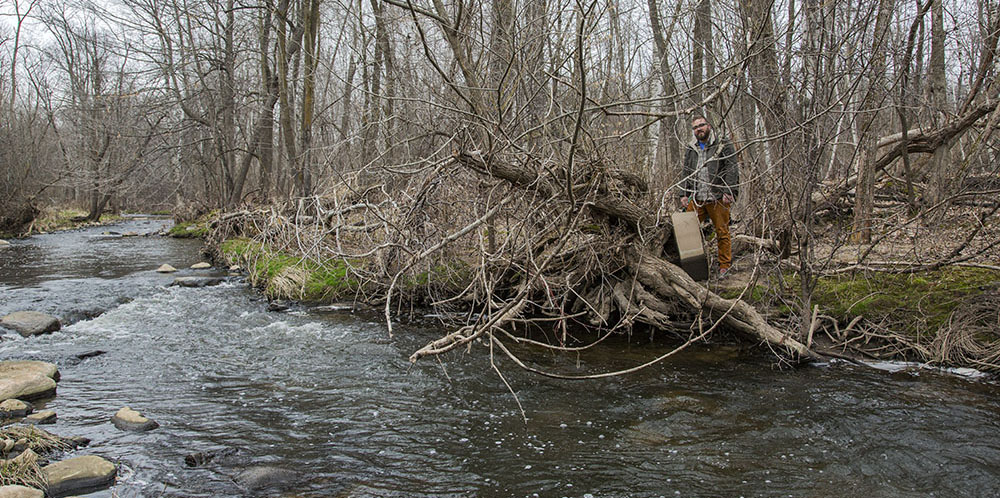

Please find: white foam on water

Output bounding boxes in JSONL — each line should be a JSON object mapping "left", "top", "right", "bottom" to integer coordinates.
{"left": 860, "top": 359, "right": 989, "bottom": 379}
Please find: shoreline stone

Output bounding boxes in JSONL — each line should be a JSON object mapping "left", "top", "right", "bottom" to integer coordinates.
{"left": 0, "top": 361, "right": 59, "bottom": 402}
{"left": 0, "top": 312, "right": 61, "bottom": 337}
{"left": 171, "top": 276, "right": 224, "bottom": 288}
{"left": 25, "top": 410, "right": 56, "bottom": 425}
{"left": 111, "top": 406, "right": 158, "bottom": 431}
{"left": 156, "top": 264, "right": 177, "bottom": 273}
{"left": 190, "top": 262, "right": 212, "bottom": 269}
{"left": 41, "top": 455, "right": 117, "bottom": 498}
{"left": 0, "top": 399, "right": 33, "bottom": 418}
{"left": 0, "top": 485, "right": 44, "bottom": 498}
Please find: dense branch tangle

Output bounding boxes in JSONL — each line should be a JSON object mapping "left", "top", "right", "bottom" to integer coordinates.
{"left": 362, "top": 0, "right": 816, "bottom": 369}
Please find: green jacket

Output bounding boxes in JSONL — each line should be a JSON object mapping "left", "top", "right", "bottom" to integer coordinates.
{"left": 679, "top": 132, "right": 739, "bottom": 201}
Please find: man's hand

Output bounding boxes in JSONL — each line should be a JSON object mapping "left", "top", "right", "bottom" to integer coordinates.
{"left": 722, "top": 193, "right": 734, "bottom": 205}
{"left": 680, "top": 196, "right": 689, "bottom": 208}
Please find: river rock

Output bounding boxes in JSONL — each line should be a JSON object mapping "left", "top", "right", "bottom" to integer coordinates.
{"left": 171, "top": 276, "right": 224, "bottom": 288}
{"left": 41, "top": 455, "right": 117, "bottom": 498}
{"left": 0, "top": 399, "right": 33, "bottom": 418}
{"left": 184, "top": 447, "right": 240, "bottom": 467}
{"left": 0, "top": 312, "right": 61, "bottom": 337}
{"left": 0, "top": 239, "right": 10, "bottom": 247}
{"left": 156, "top": 264, "right": 177, "bottom": 273}
{"left": 25, "top": 410, "right": 56, "bottom": 425}
{"left": 111, "top": 406, "right": 158, "bottom": 431}
{"left": 267, "top": 301, "right": 291, "bottom": 312}
{"left": 0, "top": 361, "right": 59, "bottom": 402}
{"left": 190, "top": 262, "right": 212, "bottom": 269}
{"left": 233, "top": 465, "right": 301, "bottom": 492}
{"left": 0, "top": 485, "right": 44, "bottom": 498}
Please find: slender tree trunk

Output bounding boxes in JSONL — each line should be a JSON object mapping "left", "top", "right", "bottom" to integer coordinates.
{"left": 925, "top": 0, "right": 953, "bottom": 215}
{"left": 851, "top": 0, "right": 894, "bottom": 243}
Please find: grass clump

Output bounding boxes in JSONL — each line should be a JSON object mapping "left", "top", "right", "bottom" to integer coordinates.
{"left": 1, "top": 425, "right": 77, "bottom": 489}
{"left": 0, "top": 448, "right": 45, "bottom": 488}
{"left": 220, "top": 238, "right": 362, "bottom": 301}
{"left": 1, "top": 426, "right": 74, "bottom": 455}
{"left": 168, "top": 221, "right": 210, "bottom": 239}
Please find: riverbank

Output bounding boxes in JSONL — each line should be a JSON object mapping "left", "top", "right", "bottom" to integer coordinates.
{"left": 0, "top": 208, "right": 135, "bottom": 239}
{"left": 194, "top": 206, "right": 1000, "bottom": 373}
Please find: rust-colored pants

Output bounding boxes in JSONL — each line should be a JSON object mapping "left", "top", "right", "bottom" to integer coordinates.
{"left": 687, "top": 200, "right": 732, "bottom": 270}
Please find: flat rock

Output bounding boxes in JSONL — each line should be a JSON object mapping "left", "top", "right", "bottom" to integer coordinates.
{"left": 111, "top": 406, "right": 158, "bottom": 431}
{"left": 0, "top": 485, "right": 44, "bottom": 498}
{"left": 171, "top": 276, "right": 224, "bottom": 288}
{"left": 25, "top": 410, "right": 56, "bottom": 424}
{"left": 0, "top": 399, "right": 33, "bottom": 418}
{"left": 0, "top": 312, "right": 61, "bottom": 337}
{"left": 42, "top": 455, "right": 117, "bottom": 498}
{"left": 156, "top": 264, "right": 177, "bottom": 273}
{"left": 0, "top": 361, "right": 59, "bottom": 402}
{"left": 234, "top": 465, "right": 301, "bottom": 492}
{"left": 190, "top": 262, "right": 212, "bottom": 269}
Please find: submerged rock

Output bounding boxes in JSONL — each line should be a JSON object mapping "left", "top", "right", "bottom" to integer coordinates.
{"left": 190, "top": 262, "right": 212, "bottom": 269}
{"left": 25, "top": 410, "right": 56, "bottom": 425}
{"left": 267, "top": 301, "right": 291, "bottom": 312}
{"left": 111, "top": 406, "right": 158, "bottom": 431}
{"left": 156, "top": 264, "right": 177, "bottom": 273}
{"left": 184, "top": 447, "right": 240, "bottom": 468}
{"left": 0, "top": 399, "right": 33, "bottom": 418}
{"left": 0, "top": 361, "right": 59, "bottom": 402}
{"left": 0, "top": 485, "right": 44, "bottom": 498}
{"left": 234, "top": 465, "right": 301, "bottom": 492}
{"left": 0, "top": 312, "right": 61, "bottom": 337}
{"left": 171, "top": 276, "right": 224, "bottom": 288}
{"left": 75, "top": 350, "right": 107, "bottom": 361}
{"left": 42, "top": 455, "right": 117, "bottom": 498}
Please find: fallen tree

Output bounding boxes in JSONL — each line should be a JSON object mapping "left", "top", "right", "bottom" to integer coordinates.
{"left": 401, "top": 148, "right": 814, "bottom": 363}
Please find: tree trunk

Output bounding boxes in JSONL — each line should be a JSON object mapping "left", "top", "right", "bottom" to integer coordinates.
{"left": 850, "top": 0, "right": 893, "bottom": 243}
{"left": 924, "top": 0, "right": 952, "bottom": 215}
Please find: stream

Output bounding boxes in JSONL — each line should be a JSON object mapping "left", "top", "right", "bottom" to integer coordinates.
{"left": 2, "top": 218, "right": 999, "bottom": 497}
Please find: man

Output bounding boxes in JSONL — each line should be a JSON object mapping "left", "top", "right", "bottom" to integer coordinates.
{"left": 679, "top": 115, "right": 739, "bottom": 276}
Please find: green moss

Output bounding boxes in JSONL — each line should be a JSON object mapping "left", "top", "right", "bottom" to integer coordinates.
{"left": 807, "top": 267, "right": 999, "bottom": 338}
{"left": 220, "top": 238, "right": 362, "bottom": 301}
{"left": 168, "top": 221, "right": 210, "bottom": 239}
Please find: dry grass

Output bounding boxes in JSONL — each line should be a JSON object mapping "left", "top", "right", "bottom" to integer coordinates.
{"left": 1, "top": 425, "right": 74, "bottom": 454}
{"left": 0, "top": 448, "right": 46, "bottom": 489}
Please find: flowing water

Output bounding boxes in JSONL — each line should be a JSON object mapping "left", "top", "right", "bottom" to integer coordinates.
{"left": 2, "top": 218, "right": 999, "bottom": 497}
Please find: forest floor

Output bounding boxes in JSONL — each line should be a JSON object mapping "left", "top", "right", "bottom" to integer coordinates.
{"left": 710, "top": 204, "right": 1000, "bottom": 370}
